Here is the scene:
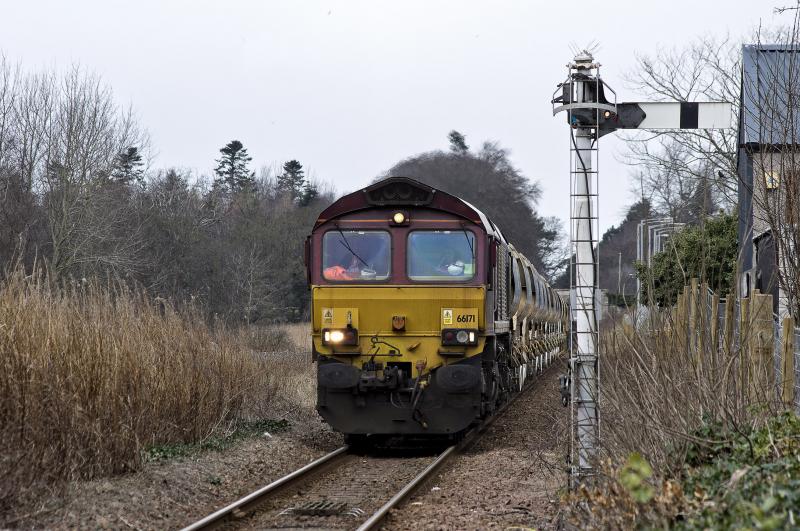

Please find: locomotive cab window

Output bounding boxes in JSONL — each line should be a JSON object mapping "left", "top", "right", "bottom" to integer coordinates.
{"left": 323, "top": 230, "right": 390, "bottom": 281}
{"left": 407, "top": 230, "right": 476, "bottom": 281}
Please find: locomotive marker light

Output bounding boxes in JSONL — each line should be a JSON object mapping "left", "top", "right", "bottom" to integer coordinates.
{"left": 551, "top": 50, "right": 732, "bottom": 485}
{"left": 391, "top": 211, "right": 409, "bottom": 225}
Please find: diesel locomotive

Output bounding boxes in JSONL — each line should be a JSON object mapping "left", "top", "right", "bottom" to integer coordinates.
{"left": 305, "top": 176, "right": 567, "bottom": 442}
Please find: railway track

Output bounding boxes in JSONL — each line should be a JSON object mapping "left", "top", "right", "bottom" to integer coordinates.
{"left": 180, "top": 367, "right": 551, "bottom": 531}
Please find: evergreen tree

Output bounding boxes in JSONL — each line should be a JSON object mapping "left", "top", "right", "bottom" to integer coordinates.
{"left": 278, "top": 160, "right": 306, "bottom": 200}
{"left": 214, "top": 140, "right": 255, "bottom": 192}
{"left": 636, "top": 213, "right": 737, "bottom": 306}
{"left": 448, "top": 130, "right": 469, "bottom": 154}
{"left": 299, "top": 180, "right": 319, "bottom": 207}
{"left": 111, "top": 147, "right": 144, "bottom": 186}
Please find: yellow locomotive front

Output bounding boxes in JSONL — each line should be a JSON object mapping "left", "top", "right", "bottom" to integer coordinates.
{"left": 307, "top": 177, "right": 500, "bottom": 439}
{"left": 306, "top": 177, "right": 566, "bottom": 442}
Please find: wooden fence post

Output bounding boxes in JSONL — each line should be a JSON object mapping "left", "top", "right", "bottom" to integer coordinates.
{"left": 689, "top": 278, "right": 699, "bottom": 367}
{"left": 711, "top": 292, "right": 720, "bottom": 376}
{"left": 698, "top": 281, "right": 709, "bottom": 371}
{"left": 748, "top": 291, "right": 774, "bottom": 401}
{"left": 740, "top": 296, "right": 751, "bottom": 403}
{"left": 723, "top": 296, "right": 735, "bottom": 356}
{"left": 781, "top": 317, "right": 796, "bottom": 405}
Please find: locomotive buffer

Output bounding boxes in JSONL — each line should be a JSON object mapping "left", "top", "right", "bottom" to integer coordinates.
{"left": 551, "top": 51, "right": 731, "bottom": 484}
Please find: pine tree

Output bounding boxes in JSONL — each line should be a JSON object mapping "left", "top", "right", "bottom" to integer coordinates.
{"left": 112, "top": 146, "right": 145, "bottom": 186}
{"left": 214, "top": 140, "right": 255, "bottom": 192}
{"left": 299, "top": 180, "right": 319, "bottom": 207}
{"left": 278, "top": 160, "right": 306, "bottom": 200}
{"left": 448, "top": 130, "right": 469, "bottom": 154}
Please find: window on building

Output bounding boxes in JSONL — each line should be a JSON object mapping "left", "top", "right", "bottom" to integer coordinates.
{"left": 765, "top": 171, "right": 780, "bottom": 190}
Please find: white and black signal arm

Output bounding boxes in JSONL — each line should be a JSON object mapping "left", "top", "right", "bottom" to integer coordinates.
{"left": 552, "top": 78, "right": 733, "bottom": 135}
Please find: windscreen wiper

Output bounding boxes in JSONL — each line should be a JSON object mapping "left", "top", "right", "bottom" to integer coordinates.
{"left": 337, "top": 226, "right": 370, "bottom": 268}
{"left": 460, "top": 222, "right": 474, "bottom": 260}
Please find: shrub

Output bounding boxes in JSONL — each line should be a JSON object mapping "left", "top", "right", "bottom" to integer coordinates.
{"left": 636, "top": 214, "right": 737, "bottom": 307}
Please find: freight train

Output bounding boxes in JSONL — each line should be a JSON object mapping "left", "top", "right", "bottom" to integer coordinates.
{"left": 305, "top": 176, "right": 567, "bottom": 443}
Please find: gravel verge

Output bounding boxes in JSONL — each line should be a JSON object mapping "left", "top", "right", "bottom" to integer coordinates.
{"left": 383, "top": 361, "right": 568, "bottom": 531}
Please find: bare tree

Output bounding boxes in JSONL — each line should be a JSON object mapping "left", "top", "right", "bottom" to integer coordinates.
{"left": 622, "top": 35, "right": 739, "bottom": 216}
{"left": 0, "top": 56, "right": 34, "bottom": 266}
{"left": 231, "top": 245, "right": 280, "bottom": 325}
{"left": 26, "top": 66, "right": 149, "bottom": 275}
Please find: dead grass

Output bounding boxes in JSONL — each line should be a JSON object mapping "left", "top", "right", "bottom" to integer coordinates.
{"left": 280, "top": 321, "right": 312, "bottom": 352}
{"left": 598, "top": 308, "right": 779, "bottom": 474}
{"left": 563, "top": 307, "right": 783, "bottom": 528}
{"left": 0, "top": 268, "right": 315, "bottom": 512}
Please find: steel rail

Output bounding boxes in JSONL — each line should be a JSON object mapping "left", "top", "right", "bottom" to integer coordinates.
{"left": 356, "top": 444, "right": 457, "bottom": 531}
{"left": 355, "top": 367, "right": 549, "bottom": 531}
{"left": 179, "top": 445, "right": 349, "bottom": 531}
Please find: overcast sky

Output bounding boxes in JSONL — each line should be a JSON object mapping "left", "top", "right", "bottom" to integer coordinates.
{"left": 0, "top": 1, "right": 788, "bottom": 232}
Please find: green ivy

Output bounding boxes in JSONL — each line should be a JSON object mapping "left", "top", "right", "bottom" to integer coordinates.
{"left": 678, "top": 412, "right": 800, "bottom": 530}
{"left": 619, "top": 453, "right": 655, "bottom": 503}
{"left": 144, "top": 418, "right": 290, "bottom": 461}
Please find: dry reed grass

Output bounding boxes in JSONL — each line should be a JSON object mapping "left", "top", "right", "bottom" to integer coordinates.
{"left": 280, "top": 322, "right": 312, "bottom": 352}
{"left": 0, "top": 269, "right": 314, "bottom": 511}
{"left": 242, "top": 322, "right": 315, "bottom": 418}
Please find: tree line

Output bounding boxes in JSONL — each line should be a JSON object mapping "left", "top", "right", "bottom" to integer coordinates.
{"left": 0, "top": 58, "right": 564, "bottom": 324}
{"left": 0, "top": 57, "right": 333, "bottom": 323}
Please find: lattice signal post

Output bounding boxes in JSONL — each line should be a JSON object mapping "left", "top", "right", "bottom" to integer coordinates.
{"left": 551, "top": 51, "right": 732, "bottom": 485}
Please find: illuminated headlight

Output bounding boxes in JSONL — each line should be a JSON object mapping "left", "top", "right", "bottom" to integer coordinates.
{"left": 322, "top": 328, "right": 358, "bottom": 346}
{"left": 441, "top": 328, "right": 478, "bottom": 346}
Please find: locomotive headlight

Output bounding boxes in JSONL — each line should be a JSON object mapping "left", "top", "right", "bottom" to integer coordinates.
{"left": 322, "top": 328, "right": 359, "bottom": 346}
{"left": 441, "top": 328, "right": 478, "bottom": 346}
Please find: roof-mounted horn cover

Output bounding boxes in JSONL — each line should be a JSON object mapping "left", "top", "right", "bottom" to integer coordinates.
{"left": 363, "top": 176, "right": 435, "bottom": 206}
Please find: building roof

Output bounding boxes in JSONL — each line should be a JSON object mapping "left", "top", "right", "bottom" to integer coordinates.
{"left": 741, "top": 44, "right": 800, "bottom": 147}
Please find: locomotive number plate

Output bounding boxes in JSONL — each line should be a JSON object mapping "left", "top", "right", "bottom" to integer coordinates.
{"left": 441, "top": 308, "right": 478, "bottom": 328}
